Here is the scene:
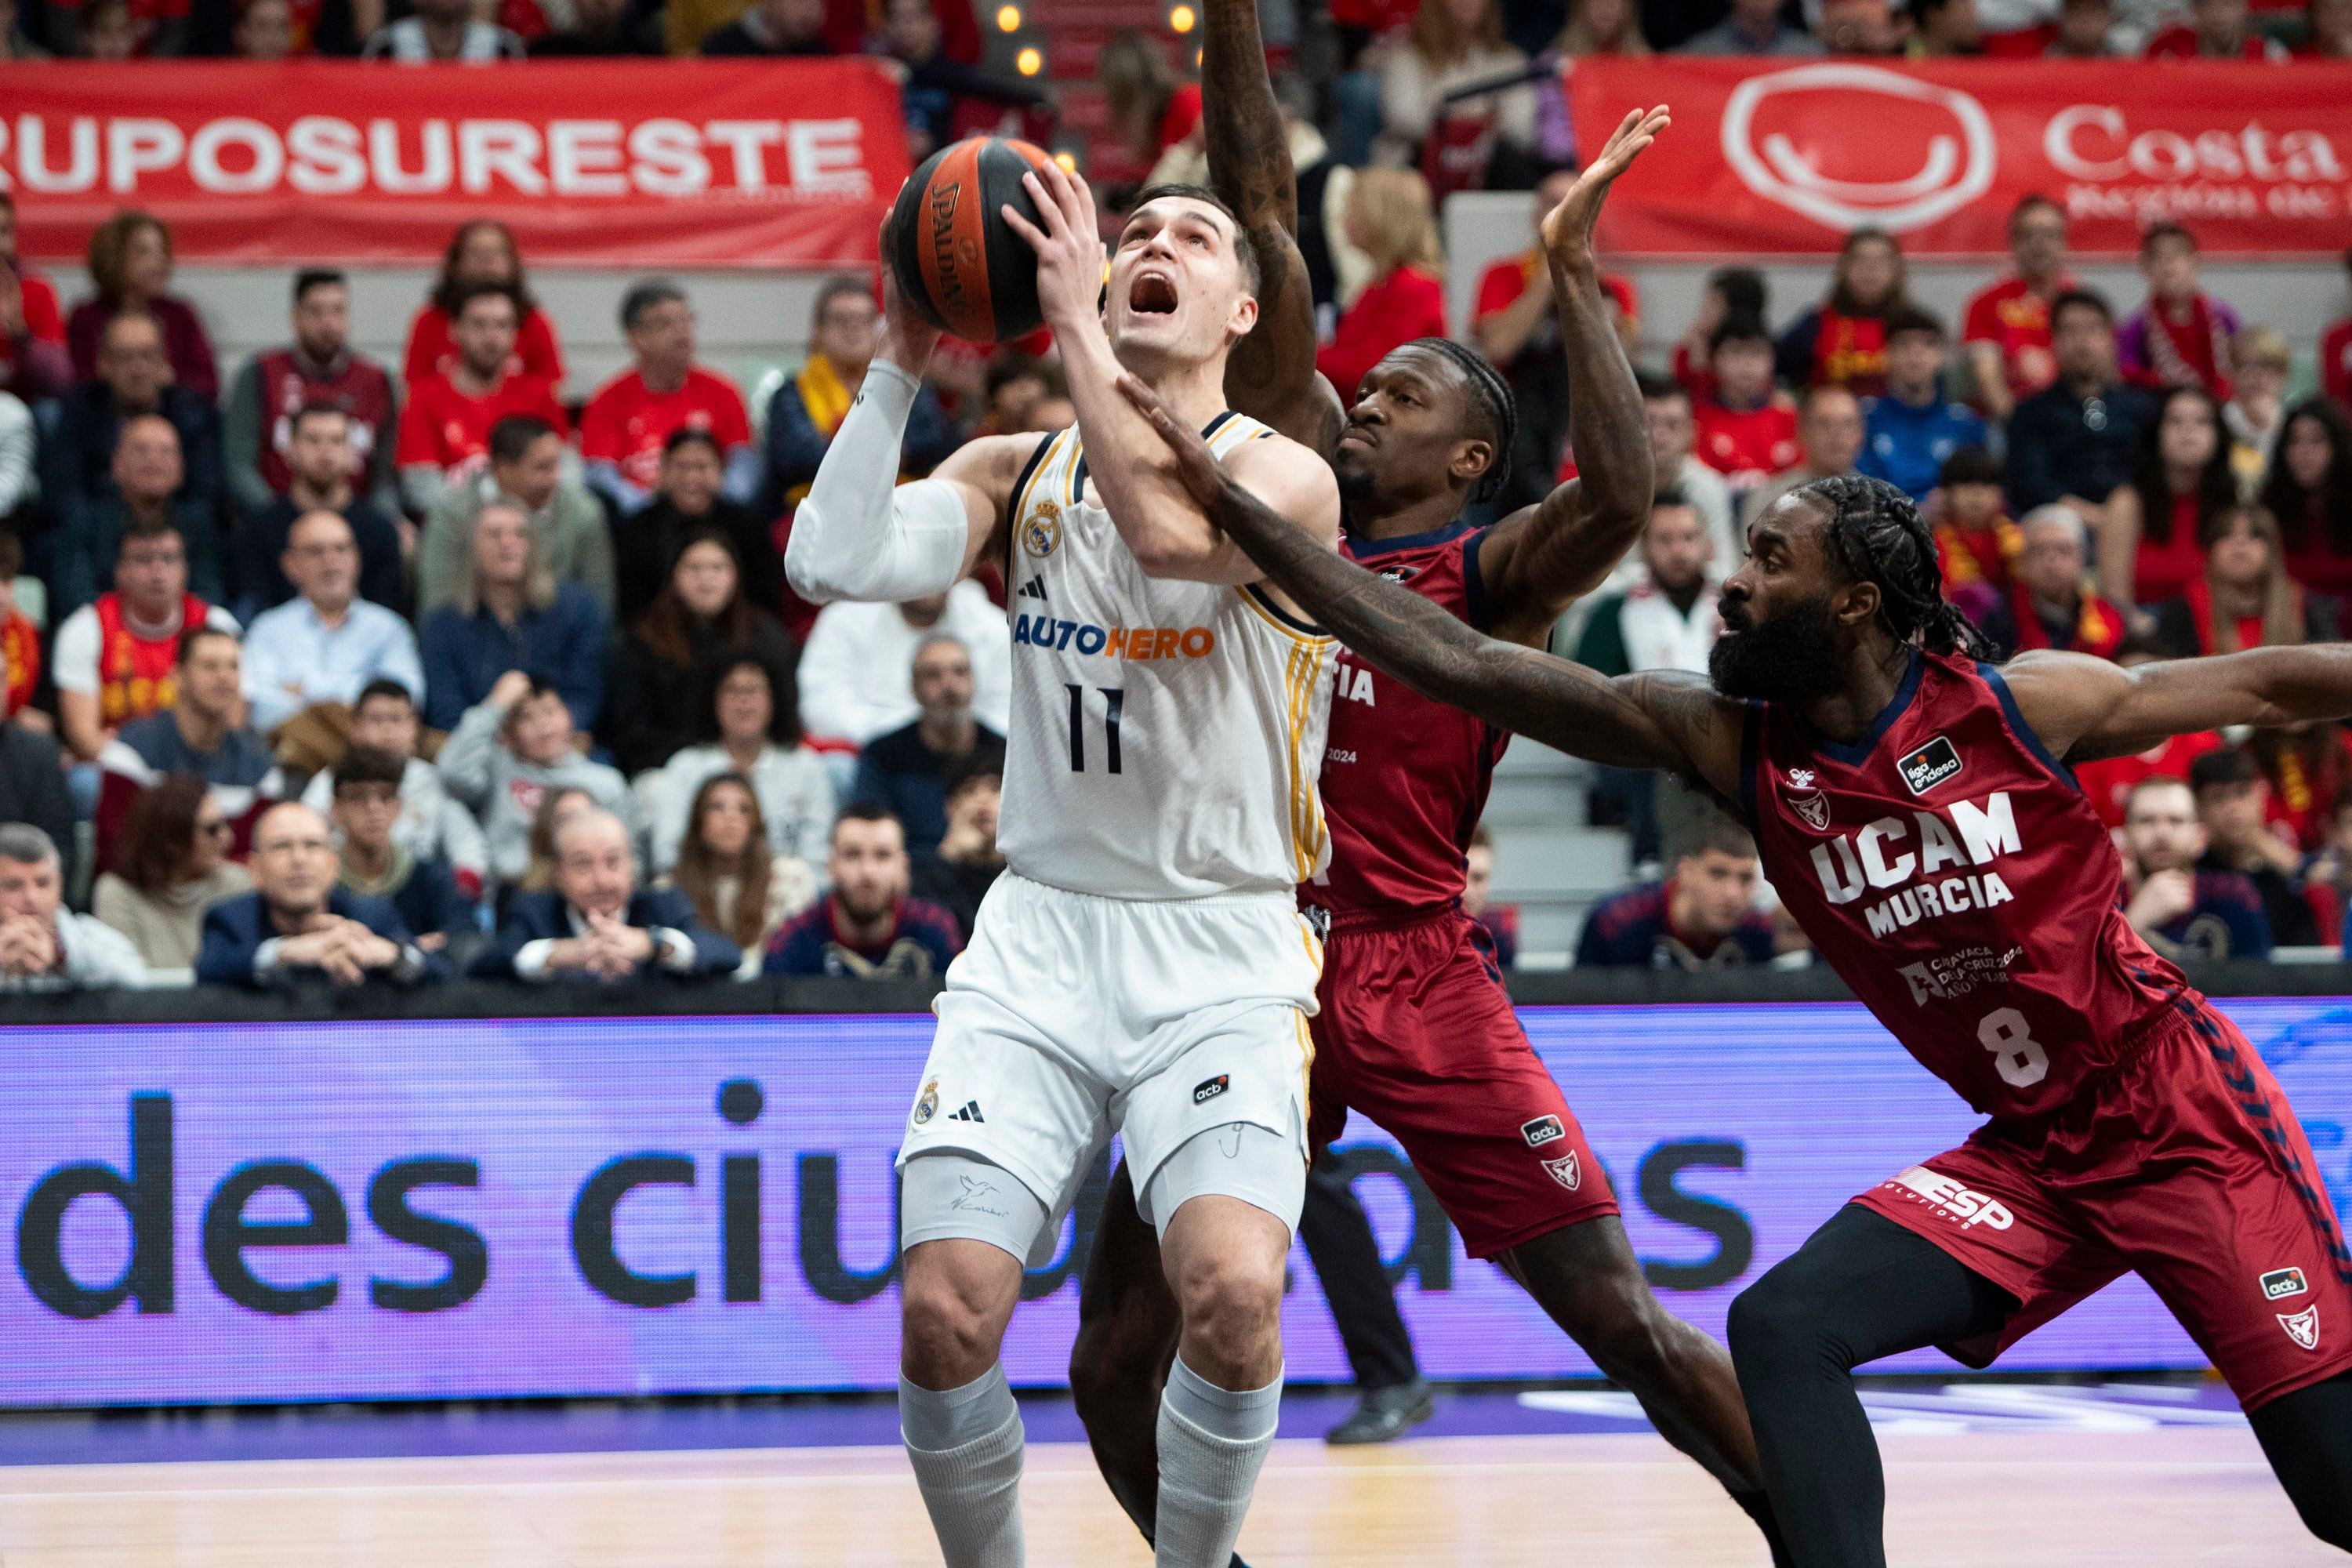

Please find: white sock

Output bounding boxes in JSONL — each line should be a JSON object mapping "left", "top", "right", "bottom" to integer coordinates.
{"left": 901, "top": 1364, "right": 1025, "bottom": 1568}
{"left": 1154, "top": 1356, "right": 1280, "bottom": 1568}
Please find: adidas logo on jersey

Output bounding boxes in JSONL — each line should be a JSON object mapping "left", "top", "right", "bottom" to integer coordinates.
{"left": 1018, "top": 579, "right": 1047, "bottom": 601}
{"left": 948, "top": 1101, "right": 985, "bottom": 1123}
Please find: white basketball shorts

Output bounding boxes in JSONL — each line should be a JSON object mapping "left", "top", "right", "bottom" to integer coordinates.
{"left": 897, "top": 871, "right": 1323, "bottom": 1264}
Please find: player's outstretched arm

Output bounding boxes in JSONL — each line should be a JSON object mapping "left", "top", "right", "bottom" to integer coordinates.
{"left": 2004, "top": 644, "right": 2352, "bottom": 764}
{"left": 1004, "top": 158, "right": 1339, "bottom": 582}
{"left": 1475, "top": 107, "right": 1669, "bottom": 647}
{"left": 1200, "top": 0, "right": 1345, "bottom": 455}
{"left": 1116, "top": 372, "right": 1745, "bottom": 788}
{"left": 782, "top": 249, "right": 1017, "bottom": 604}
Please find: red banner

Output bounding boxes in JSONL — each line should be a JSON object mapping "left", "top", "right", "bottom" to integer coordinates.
{"left": 0, "top": 60, "right": 910, "bottom": 268}
{"left": 1567, "top": 57, "right": 2352, "bottom": 257}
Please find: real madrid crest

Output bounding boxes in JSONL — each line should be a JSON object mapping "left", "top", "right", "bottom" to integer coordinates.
{"left": 913, "top": 1078, "right": 940, "bottom": 1126}
{"left": 1781, "top": 767, "right": 1831, "bottom": 833}
{"left": 1022, "top": 500, "right": 1063, "bottom": 559}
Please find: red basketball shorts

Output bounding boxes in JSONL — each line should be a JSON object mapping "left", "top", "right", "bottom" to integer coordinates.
{"left": 1308, "top": 908, "right": 1618, "bottom": 1258}
{"left": 1854, "top": 995, "right": 2352, "bottom": 1410}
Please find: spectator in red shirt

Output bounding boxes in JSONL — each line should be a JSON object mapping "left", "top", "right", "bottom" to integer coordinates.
{"left": 0, "top": 195, "right": 67, "bottom": 403}
{"left": 580, "top": 279, "right": 757, "bottom": 517}
{"left": 2146, "top": 0, "right": 2288, "bottom": 55}
{"left": 2100, "top": 384, "right": 2238, "bottom": 615}
{"left": 1470, "top": 165, "right": 1637, "bottom": 511}
{"left": 394, "top": 282, "right": 568, "bottom": 517}
{"left": 2319, "top": 249, "right": 2352, "bottom": 410}
{"left": 2262, "top": 397, "right": 2352, "bottom": 600}
{"left": 2147, "top": 502, "right": 2325, "bottom": 659}
{"left": 401, "top": 221, "right": 566, "bottom": 393}
{"left": 1317, "top": 169, "right": 1448, "bottom": 405}
{"left": 2118, "top": 222, "right": 2241, "bottom": 401}
{"left": 67, "top": 211, "right": 217, "bottom": 400}
{"left": 1774, "top": 228, "right": 1907, "bottom": 397}
{"left": 1669, "top": 264, "right": 1766, "bottom": 403}
{"left": 1962, "top": 193, "right": 2072, "bottom": 423}
{"left": 1691, "top": 314, "right": 1799, "bottom": 494}
{"left": 2297, "top": 0, "right": 2352, "bottom": 55}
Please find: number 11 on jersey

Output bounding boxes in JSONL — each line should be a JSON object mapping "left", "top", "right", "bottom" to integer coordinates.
{"left": 1065, "top": 684, "right": 1125, "bottom": 774}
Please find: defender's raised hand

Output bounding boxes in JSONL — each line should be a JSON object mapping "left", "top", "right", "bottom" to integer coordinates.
{"left": 1540, "top": 105, "right": 1669, "bottom": 267}
{"left": 1001, "top": 159, "right": 1107, "bottom": 335}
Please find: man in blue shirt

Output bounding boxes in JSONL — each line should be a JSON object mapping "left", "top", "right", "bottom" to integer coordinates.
{"left": 1858, "top": 305, "right": 1987, "bottom": 505}
{"left": 2121, "top": 776, "right": 2274, "bottom": 962}
{"left": 95, "top": 626, "right": 284, "bottom": 870}
{"left": 198, "top": 802, "right": 440, "bottom": 988}
{"left": 1577, "top": 813, "right": 1777, "bottom": 970}
{"left": 240, "top": 509, "right": 425, "bottom": 738}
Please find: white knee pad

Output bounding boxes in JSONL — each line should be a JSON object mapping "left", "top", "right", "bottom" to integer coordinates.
{"left": 901, "top": 1150, "right": 1054, "bottom": 1266}
{"left": 1139, "top": 1121, "right": 1307, "bottom": 1240}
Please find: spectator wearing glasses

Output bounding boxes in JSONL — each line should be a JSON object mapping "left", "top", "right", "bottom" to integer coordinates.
{"left": 763, "top": 278, "right": 960, "bottom": 524}
{"left": 230, "top": 402, "right": 406, "bottom": 622}
{"left": 198, "top": 802, "right": 441, "bottom": 988}
{"left": 1979, "top": 503, "right": 2127, "bottom": 659}
{"left": 93, "top": 773, "right": 252, "bottom": 971}
{"left": 580, "top": 278, "right": 757, "bottom": 517}
{"left": 223, "top": 269, "right": 398, "bottom": 530}
{"left": 403, "top": 222, "right": 565, "bottom": 392}
{"left": 65, "top": 211, "right": 217, "bottom": 398}
{"left": 0, "top": 824, "right": 147, "bottom": 992}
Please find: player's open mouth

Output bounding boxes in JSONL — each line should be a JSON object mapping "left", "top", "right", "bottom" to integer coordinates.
{"left": 1129, "top": 271, "right": 1179, "bottom": 314}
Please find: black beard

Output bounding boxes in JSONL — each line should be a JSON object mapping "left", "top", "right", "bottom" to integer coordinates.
{"left": 1709, "top": 593, "right": 1845, "bottom": 702}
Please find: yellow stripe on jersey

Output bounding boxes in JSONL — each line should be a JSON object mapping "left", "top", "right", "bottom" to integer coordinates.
{"left": 1279, "top": 637, "right": 1330, "bottom": 884}
{"left": 1293, "top": 1006, "right": 1316, "bottom": 1127}
{"left": 1013, "top": 429, "right": 1067, "bottom": 527}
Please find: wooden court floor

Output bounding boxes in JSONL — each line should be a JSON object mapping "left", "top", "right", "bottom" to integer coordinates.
{"left": 0, "top": 1429, "right": 2335, "bottom": 1566}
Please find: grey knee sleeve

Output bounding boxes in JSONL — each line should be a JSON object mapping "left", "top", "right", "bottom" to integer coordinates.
{"left": 1139, "top": 1122, "right": 1306, "bottom": 1240}
{"left": 902, "top": 1151, "right": 1052, "bottom": 1265}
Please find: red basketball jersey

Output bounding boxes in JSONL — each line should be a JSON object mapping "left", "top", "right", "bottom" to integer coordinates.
{"left": 1314, "top": 522, "right": 1508, "bottom": 917}
{"left": 1743, "top": 651, "right": 2187, "bottom": 1120}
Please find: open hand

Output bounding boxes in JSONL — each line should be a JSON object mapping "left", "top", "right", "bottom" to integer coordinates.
{"left": 1540, "top": 105, "right": 1669, "bottom": 267}
{"left": 999, "top": 158, "right": 1106, "bottom": 335}
{"left": 1115, "top": 372, "right": 1229, "bottom": 513}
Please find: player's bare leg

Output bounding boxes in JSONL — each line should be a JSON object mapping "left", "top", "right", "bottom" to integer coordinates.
{"left": 1152, "top": 1188, "right": 1290, "bottom": 1568}
{"left": 1501, "top": 1215, "right": 1789, "bottom": 1563}
{"left": 899, "top": 1237, "right": 1029, "bottom": 1568}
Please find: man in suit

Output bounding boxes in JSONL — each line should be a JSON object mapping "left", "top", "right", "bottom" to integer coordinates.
{"left": 471, "top": 805, "right": 739, "bottom": 981}
{"left": 196, "top": 801, "right": 441, "bottom": 987}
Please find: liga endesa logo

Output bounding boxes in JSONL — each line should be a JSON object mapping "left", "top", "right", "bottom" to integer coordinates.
{"left": 1721, "top": 64, "right": 1997, "bottom": 234}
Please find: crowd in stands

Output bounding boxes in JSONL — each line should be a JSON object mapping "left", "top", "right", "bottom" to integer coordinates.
{"left": 5, "top": 0, "right": 2352, "bottom": 991}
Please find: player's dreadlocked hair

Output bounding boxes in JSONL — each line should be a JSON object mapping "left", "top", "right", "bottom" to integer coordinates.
{"left": 1406, "top": 337, "right": 1517, "bottom": 505}
{"left": 1804, "top": 474, "right": 1998, "bottom": 660}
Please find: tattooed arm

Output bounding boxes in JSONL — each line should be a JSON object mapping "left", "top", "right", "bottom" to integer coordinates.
{"left": 1201, "top": 0, "right": 1345, "bottom": 455}
{"left": 1475, "top": 107, "right": 1668, "bottom": 647}
{"left": 1116, "top": 372, "right": 1747, "bottom": 794}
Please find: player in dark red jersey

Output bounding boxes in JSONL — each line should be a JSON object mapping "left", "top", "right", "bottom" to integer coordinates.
{"left": 1057, "top": 16, "right": 1793, "bottom": 1557}
{"left": 1116, "top": 380, "right": 2352, "bottom": 1557}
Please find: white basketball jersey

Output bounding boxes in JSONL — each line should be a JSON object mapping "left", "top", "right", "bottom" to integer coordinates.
{"left": 995, "top": 413, "right": 1337, "bottom": 901}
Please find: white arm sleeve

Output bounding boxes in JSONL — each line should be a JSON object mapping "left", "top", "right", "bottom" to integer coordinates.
{"left": 782, "top": 360, "right": 973, "bottom": 605}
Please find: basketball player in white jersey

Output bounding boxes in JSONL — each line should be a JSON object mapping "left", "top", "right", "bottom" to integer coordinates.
{"left": 786, "top": 158, "right": 1341, "bottom": 1568}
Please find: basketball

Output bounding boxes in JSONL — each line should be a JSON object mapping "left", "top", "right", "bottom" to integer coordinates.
{"left": 886, "top": 136, "right": 1058, "bottom": 346}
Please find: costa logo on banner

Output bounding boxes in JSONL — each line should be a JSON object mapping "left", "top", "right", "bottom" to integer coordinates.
{"left": 1720, "top": 64, "right": 1996, "bottom": 234}
{"left": 1570, "top": 56, "right": 2352, "bottom": 256}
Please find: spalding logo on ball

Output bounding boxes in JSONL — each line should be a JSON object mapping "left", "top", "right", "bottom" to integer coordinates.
{"left": 887, "top": 136, "right": 1058, "bottom": 346}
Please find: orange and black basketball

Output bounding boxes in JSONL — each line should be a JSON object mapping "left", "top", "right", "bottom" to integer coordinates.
{"left": 887, "top": 136, "right": 1058, "bottom": 345}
